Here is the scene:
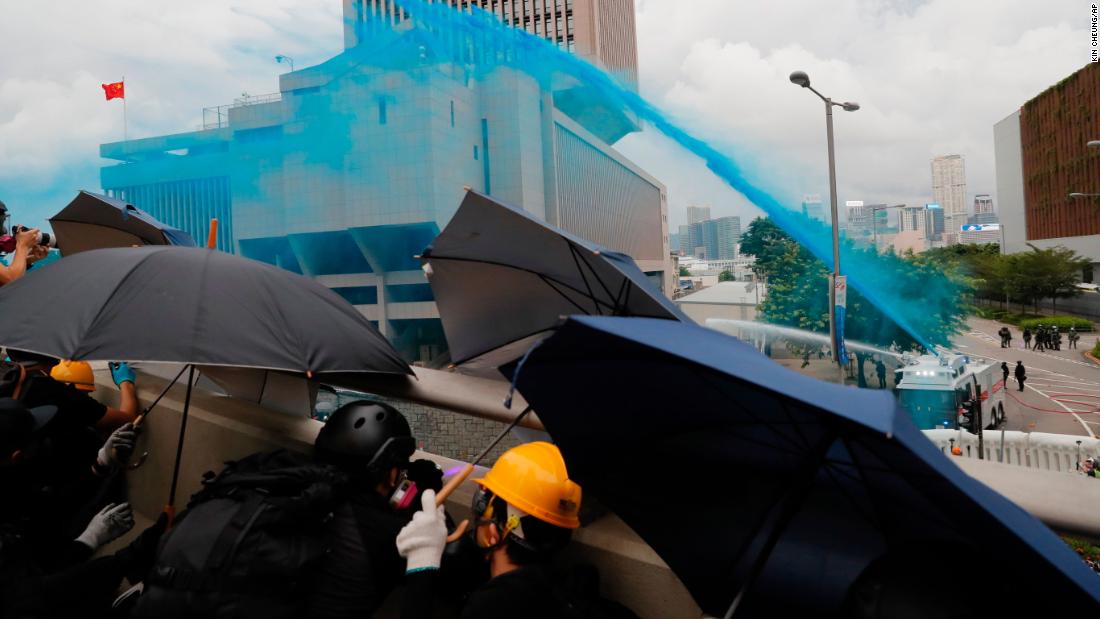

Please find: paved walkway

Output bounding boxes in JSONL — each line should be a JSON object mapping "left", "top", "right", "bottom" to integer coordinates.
{"left": 957, "top": 318, "right": 1100, "bottom": 437}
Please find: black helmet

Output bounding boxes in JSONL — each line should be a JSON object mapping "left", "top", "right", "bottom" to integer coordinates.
{"left": 314, "top": 400, "right": 415, "bottom": 478}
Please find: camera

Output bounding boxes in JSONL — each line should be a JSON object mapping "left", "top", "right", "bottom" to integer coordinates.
{"left": 0, "top": 210, "right": 57, "bottom": 254}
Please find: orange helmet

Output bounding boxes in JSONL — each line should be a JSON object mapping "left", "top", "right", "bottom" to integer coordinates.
{"left": 474, "top": 441, "right": 581, "bottom": 529}
{"left": 50, "top": 360, "right": 95, "bottom": 392}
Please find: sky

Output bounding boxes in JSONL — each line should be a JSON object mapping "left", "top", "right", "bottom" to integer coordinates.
{"left": 0, "top": 0, "right": 1091, "bottom": 231}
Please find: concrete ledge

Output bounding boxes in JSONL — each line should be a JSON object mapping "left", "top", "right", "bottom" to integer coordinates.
{"left": 91, "top": 369, "right": 702, "bottom": 618}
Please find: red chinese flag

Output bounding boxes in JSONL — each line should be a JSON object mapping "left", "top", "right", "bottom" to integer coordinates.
{"left": 102, "top": 81, "right": 125, "bottom": 100}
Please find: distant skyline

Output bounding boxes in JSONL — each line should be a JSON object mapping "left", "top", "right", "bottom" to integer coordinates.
{"left": 0, "top": 1, "right": 1090, "bottom": 233}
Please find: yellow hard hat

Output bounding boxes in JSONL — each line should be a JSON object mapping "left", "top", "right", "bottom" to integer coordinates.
{"left": 474, "top": 441, "right": 581, "bottom": 529}
{"left": 50, "top": 360, "right": 95, "bottom": 392}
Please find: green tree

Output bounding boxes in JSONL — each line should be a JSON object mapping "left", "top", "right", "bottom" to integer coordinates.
{"left": 718, "top": 270, "right": 734, "bottom": 282}
{"left": 1020, "top": 245, "right": 1090, "bottom": 313}
{"left": 678, "top": 266, "right": 690, "bottom": 277}
{"left": 740, "top": 217, "right": 970, "bottom": 387}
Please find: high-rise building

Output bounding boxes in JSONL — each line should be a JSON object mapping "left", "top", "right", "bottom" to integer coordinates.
{"left": 343, "top": 0, "right": 639, "bottom": 88}
{"left": 995, "top": 62, "right": 1099, "bottom": 279}
{"left": 931, "top": 155, "right": 967, "bottom": 242}
{"left": 101, "top": 0, "right": 667, "bottom": 363}
{"left": 899, "top": 205, "right": 927, "bottom": 237}
{"left": 681, "top": 215, "right": 739, "bottom": 260}
{"left": 713, "top": 216, "right": 740, "bottom": 260}
{"left": 968, "top": 194, "right": 997, "bottom": 225}
{"left": 801, "top": 194, "right": 825, "bottom": 223}
{"left": 677, "top": 224, "right": 690, "bottom": 256}
{"left": 844, "top": 201, "right": 874, "bottom": 244}
{"left": 926, "top": 204, "right": 945, "bottom": 240}
{"left": 686, "top": 205, "right": 712, "bottom": 225}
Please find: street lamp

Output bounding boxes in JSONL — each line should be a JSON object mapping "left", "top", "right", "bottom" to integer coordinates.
{"left": 275, "top": 54, "right": 295, "bottom": 72}
{"left": 870, "top": 203, "right": 906, "bottom": 249}
{"left": 790, "top": 70, "right": 860, "bottom": 383}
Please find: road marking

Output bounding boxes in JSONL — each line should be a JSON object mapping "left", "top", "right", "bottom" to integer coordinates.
{"left": 1027, "top": 384, "right": 1095, "bottom": 437}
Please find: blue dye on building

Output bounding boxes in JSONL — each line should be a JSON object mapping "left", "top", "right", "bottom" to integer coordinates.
{"left": 99, "top": 2, "right": 670, "bottom": 362}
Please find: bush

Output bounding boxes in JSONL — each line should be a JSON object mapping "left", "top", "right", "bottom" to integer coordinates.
{"left": 1019, "top": 316, "right": 1095, "bottom": 332}
{"left": 1093, "top": 339, "right": 1100, "bottom": 357}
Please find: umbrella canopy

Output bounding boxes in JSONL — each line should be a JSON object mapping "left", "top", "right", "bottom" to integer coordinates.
{"left": 49, "top": 190, "right": 196, "bottom": 255}
{"left": 421, "top": 190, "right": 689, "bottom": 369}
{"left": 0, "top": 246, "right": 410, "bottom": 376}
{"left": 514, "top": 316, "right": 1100, "bottom": 616}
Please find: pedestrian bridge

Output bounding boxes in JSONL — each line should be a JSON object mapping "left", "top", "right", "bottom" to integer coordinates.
{"left": 92, "top": 370, "right": 1100, "bottom": 618}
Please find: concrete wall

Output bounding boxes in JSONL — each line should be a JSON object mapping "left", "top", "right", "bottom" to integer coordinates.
{"left": 93, "top": 369, "right": 703, "bottom": 618}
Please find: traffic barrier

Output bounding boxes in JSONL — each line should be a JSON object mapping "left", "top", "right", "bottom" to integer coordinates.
{"left": 923, "top": 429, "right": 1100, "bottom": 473}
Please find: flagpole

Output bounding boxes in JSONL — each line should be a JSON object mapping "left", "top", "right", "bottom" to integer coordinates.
{"left": 122, "top": 76, "right": 127, "bottom": 141}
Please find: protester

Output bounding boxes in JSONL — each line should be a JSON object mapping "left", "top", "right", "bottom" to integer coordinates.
{"left": 0, "top": 397, "right": 165, "bottom": 618}
{"left": 132, "top": 400, "right": 443, "bottom": 619}
{"left": 1001, "top": 361, "right": 1010, "bottom": 387}
{"left": 875, "top": 359, "right": 887, "bottom": 389}
{"left": 396, "top": 441, "right": 638, "bottom": 619}
{"left": 5, "top": 353, "right": 140, "bottom": 431}
{"left": 1015, "top": 361, "right": 1027, "bottom": 392}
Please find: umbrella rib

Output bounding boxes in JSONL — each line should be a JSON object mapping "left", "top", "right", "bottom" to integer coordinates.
{"left": 568, "top": 243, "right": 604, "bottom": 315}
{"left": 427, "top": 254, "right": 620, "bottom": 314}
{"left": 819, "top": 457, "right": 884, "bottom": 533}
{"left": 538, "top": 274, "right": 596, "bottom": 315}
{"left": 569, "top": 243, "right": 619, "bottom": 310}
{"left": 722, "top": 428, "right": 839, "bottom": 618}
{"left": 695, "top": 370, "right": 812, "bottom": 455}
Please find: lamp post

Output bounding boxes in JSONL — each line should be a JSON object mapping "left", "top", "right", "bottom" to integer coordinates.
{"left": 870, "top": 204, "right": 906, "bottom": 250}
{"left": 790, "top": 70, "right": 859, "bottom": 383}
{"left": 275, "top": 54, "right": 295, "bottom": 72}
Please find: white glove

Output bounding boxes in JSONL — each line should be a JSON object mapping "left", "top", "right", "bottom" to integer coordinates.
{"left": 396, "top": 489, "right": 447, "bottom": 573}
{"left": 75, "top": 502, "right": 135, "bottom": 550}
{"left": 97, "top": 423, "right": 136, "bottom": 468}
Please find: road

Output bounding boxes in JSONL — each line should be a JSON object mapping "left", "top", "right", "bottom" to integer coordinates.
{"left": 956, "top": 317, "right": 1100, "bottom": 437}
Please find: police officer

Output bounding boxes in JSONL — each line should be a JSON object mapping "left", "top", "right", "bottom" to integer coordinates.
{"left": 1022, "top": 328, "right": 1032, "bottom": 349}
{"left": 397, "top": 442, "right": 598, "bottom": 619}
{"left": 1052, "top": 326, "right": 1062, "bottom": 351}
{"left": 1015, "top": 361, "right": 1027, "bottom": 392}
{"left": 1069, "top": 327, "right": 1080, "bottom": 349}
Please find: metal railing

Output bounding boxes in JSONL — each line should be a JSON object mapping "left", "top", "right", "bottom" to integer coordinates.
{"left": 201, "top": 92, "right": 282, "bottom": 129}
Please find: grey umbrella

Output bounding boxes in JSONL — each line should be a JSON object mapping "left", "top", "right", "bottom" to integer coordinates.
{"left": 49, "top": 191, "right": 196, "bottom": 256}
{"left": 0, "top": 246, "right": 409, "bottom": 375}
{"left": 421, "top": 189, "right": 690, "bottom": 369}
{"left": 0, "top": 246, "right": 410, "bottom": 515}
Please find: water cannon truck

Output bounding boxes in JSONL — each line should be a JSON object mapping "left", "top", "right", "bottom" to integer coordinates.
{"left": 894, "top": 351, "right": 1006, "bottom": 431}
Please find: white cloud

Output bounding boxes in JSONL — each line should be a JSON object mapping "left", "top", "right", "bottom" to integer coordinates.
{"left": 0, "top": 0, "right": 341, "bottom": 226}
{"left": 0, "top": 0, "right": 1089, "bottom": 234}
{"left": 624, "top": 0, "right": 1089, "bottom": 227}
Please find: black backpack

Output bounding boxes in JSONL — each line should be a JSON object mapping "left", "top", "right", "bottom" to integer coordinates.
{"left": 131, "top": 450, "right": 347, "bottom": 619}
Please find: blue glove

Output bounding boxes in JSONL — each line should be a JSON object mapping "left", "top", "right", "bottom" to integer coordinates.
{"left": 110, "top": 362, "right": 135, "bottom": 386}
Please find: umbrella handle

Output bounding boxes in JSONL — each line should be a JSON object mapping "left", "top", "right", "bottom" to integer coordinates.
{"left": 163, "top": 504, "right": 176, "bottom": 530}
{"left": 436, "top": 463, "right": 474, "bottom": 506}
{"left": 111, "top": 413, "right": 146, "bottom": 465}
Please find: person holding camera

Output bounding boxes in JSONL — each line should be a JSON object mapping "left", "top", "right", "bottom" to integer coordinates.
{"left": 0, "top": 200, "right": 50, "bottom": 286}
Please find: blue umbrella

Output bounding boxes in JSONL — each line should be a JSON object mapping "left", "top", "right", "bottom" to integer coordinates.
{"left": 49, "top": 190, "right": 196, "bottom": 256}
{"left": 514, "top": 316, "right": 1100, "bottom": 616}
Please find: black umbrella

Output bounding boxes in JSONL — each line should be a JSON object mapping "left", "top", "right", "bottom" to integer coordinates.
{"left": 0, "top": 246, "right": 411, "bottom": 515}
{"left": 514, "top": 316, "right": 1100, "bottom": 616}
{"left": 420, "top": 189, "right": 689, "bottom": 369}
{"left": 49, "top": 190, "right": 196, "bottom": 256}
